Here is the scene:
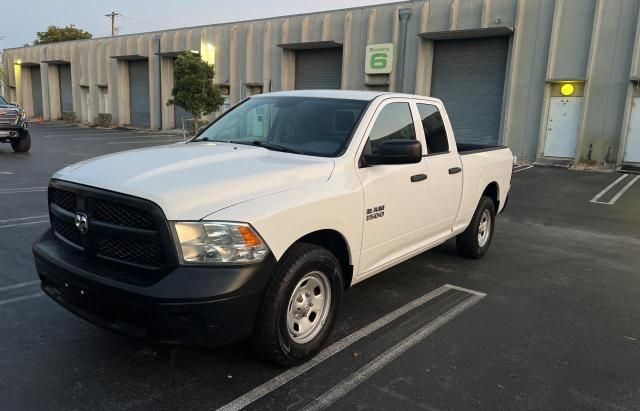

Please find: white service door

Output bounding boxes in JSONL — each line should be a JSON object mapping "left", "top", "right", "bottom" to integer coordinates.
{"left": 624, "top": 97, "right": 640, "bottom": 163}
{"left": 544, "top": 97, "right": 582, "bottom": 158}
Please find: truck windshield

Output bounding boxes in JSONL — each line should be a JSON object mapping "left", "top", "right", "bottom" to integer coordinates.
{"left": 194, "top": 96, "right": 368, "bottom": 157}
{"left": 0, "top": 96, "right": 7, "bottom": 105}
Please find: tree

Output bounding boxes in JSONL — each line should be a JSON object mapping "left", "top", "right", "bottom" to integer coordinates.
{"left": 34, "top": 25, "right": 92, "bottom": 45}
{"left": 0, "top": 52, "right": 5, "bottom": 93}
{"left": 168, "top": 52, "right": 224, "bottom": 134}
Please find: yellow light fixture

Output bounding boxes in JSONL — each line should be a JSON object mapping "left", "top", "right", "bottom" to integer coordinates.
{"left": 560, "top": 83, "right": 575, "bottom": 96}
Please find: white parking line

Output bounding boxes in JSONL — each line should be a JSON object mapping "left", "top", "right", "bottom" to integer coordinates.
{"left": 0, "top": 280, "right": 40, "bottom": 293}
{"left": 302, "top": 293, "right": 485, "bottom": 411}
{"left": 0, "top": 171, "right": 13, "bottom": 175}
{"left": 513, "top": 165, "right": 533, "bottom": 173}
{"left": 0, "top": 292, "right": 43, "bottom": 306}
{"left": 590, "top": 174, "right": 638, "bottom": 205}
{"left": 0, "top": 215, "right": 48, "bottom": 224}
{"left": 107, "top": 140, "right": 183, "bottom": 145}
{"left": 217, "top": 284, "right": 481, "bottom": 411}
{"left": 43, "top": 132, "right": 123, "bottom": 138}
{"left": 0, "top": 187, "right": 47, "bottom": 194}
{"left": 608, "top": 175, "right": 640, "bottom": 204}
{"left": 73, "top": 135, "right": 180, "bottom": 141}
{"left": 0, "top": 220, "right": 49, "bottom": 229}
{"left": 0, "top": 187, "right": 47, "bottom": 192}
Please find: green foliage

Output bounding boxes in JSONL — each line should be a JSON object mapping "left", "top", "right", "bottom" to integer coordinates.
{"left": 168, "top": 52, "right": 224, "bottom": 133}
{"left": 34, "top": 25, "right": 92, "bottom": 45}
{"left": 0, "top": 52, "right": 5, "bottom": 89}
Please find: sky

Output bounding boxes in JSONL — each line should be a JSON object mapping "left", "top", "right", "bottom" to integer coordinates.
{"left": 0, "top": 0, "right": 404, "bottom": 49}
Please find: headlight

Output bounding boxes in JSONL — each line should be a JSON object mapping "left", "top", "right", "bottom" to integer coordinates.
{"left": 19, "top": 110, "right": 26, "bottom": 121}
{"left": 174, "top": 221, "right": 269, "bottom": 264}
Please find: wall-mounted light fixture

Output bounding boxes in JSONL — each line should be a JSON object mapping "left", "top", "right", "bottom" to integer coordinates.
{"left": 560, "top": 83, "right": 575, "bottom": 96}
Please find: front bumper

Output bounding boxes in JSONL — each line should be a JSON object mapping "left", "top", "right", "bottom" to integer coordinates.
{"left": 0, "top": 122, "right": 29, "bottom": 142}
{"left": 33, "top": 229, "right": 276, "bottom": 346}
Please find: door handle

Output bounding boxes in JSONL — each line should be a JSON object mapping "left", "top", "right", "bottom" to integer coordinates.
{"left": 410, "top": 174, "right": 428, "bottom": 182}
{"left": 448, "top": 167, "right": 462, "bottom": 175}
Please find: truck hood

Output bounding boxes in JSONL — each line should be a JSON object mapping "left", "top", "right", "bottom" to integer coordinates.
{"left": 53, "top": 142, "right": 335, "bottom": 220}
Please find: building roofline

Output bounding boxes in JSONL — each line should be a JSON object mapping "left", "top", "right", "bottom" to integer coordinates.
{"left": 2, "top": 0, "right": 410, "bottom": 51}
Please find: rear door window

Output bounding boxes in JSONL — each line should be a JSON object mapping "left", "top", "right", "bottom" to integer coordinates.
{"left": 416, "top": 103, "right": 449, "bottom": 154}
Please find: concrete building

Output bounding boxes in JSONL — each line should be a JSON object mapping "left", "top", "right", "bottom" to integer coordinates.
{"left": 3, "top": 0, "right": 640, "bottom": 166}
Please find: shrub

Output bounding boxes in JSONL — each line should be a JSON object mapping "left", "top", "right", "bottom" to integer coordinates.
{"left": 94, "top": 113, "right": 112, "bottom": 128}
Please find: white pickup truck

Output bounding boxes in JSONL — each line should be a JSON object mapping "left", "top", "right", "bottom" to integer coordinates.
{"left": 34, "top": 90, "right": 513, "bottom": 365}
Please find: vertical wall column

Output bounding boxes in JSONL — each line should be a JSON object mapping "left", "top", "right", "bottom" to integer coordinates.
{"left": 575, "top": 0, "right": 640, "bottom": 163}
{"left": 280, "top": 19, "right": 295, "bottom": 90}
{"left": 415, "top": 2, "right": 433, "bottom": 96}
{"left": 47, "top": 64, "right": 61, "bottom": 120}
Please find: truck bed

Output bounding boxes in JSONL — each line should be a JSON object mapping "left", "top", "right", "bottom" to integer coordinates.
{"left": 457, "top": 143, "right": 509, "bottom": 155}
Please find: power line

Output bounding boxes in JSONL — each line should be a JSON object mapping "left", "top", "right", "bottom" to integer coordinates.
{"left": 104, "top": 11, "right": 120, "bottom": 36}
{"left": 119, "top": 14, "right": 165, "bottom": 31}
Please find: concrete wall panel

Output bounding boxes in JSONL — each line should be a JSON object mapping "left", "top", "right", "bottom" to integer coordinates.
{"left": 577, "top": 0, "right": 640, "bottom": 162}
{"left": 546, "top": 0, "right": 596, "bottom": 81}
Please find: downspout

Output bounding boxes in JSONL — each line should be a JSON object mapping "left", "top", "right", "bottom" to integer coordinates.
{"left": 154, "top": 35, "right": 162, "bottom": 129}
{"left": 395, "top": 8, "right": 413, "bottom": 93}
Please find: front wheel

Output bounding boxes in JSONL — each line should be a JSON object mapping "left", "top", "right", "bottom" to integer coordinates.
{"left": 251, "top": 243, "right": 344, "bottom": 366}
{"left": 11, "top": 134, "right": 31, "bottom": 153}
{"left": 456, "top": 196, "right": 496, "bottom": 259}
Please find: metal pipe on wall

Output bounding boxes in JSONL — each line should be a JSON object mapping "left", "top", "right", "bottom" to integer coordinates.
{"left": 395, "top": 8, "right": 412, "bottom": 93}
{"left": 153, "top": 35, "right": 162, "bottom": 129}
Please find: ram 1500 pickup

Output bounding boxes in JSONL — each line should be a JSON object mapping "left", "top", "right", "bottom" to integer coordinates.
{"left": 33, "top": 90, "right": 513, "bottom": 365}
{"left": 0, "top": 95, "right": 30, "bottom": 153}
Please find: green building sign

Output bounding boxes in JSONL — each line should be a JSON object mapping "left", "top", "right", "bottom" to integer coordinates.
{"left": 365, "top": 43, "right": 394, "bottom": 74}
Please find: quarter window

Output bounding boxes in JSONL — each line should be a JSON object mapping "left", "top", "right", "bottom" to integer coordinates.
{"left": 417, "top": 104, "right": 449, "bottom": 154}
{"left": 364, "top": 102, "right": 416, "bottom": 155}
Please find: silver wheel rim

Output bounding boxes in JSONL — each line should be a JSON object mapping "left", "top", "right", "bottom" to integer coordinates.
{"left": 286, "top": 271, "right": 332, "bottom": 344}
{"left": 478, "top": 209, "right": 491, "bottom": 248}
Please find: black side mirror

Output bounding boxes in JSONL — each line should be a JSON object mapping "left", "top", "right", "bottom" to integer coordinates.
{"left": 363, "top": 139, "right": 422, "bottom": 166}
{"left": 10, "top": 102, "right": 19, "bottom": 107}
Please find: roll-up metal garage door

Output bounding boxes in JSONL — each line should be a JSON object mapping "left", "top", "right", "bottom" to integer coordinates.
{"left": 31, "top": 66, "right": 43, "bottom": 118}
{"left": 59, "top": 64, "right": 73, "bottom": 114}
{"left": 295, "top": 48, "right": 343, "bottom": 90}
{"left": 129, "top": 60, "right": 150, "bottom": 127}
{"left": 430, "top": 37, "right": 508, "bottom": 145}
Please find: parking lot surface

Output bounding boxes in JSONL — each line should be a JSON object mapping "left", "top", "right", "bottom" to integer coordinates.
{"left": 1, "top": 124, "right": 639, "bottom": 410}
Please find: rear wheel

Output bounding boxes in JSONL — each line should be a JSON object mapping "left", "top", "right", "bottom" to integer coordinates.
{"left": 251, "top": 243, "right": 343, "bottom": 366}
{"left": 456, "top": 195, "right": 496, "bottom": 259}
{"left": 11, "top": 134, "right": 31, "bottom": 153}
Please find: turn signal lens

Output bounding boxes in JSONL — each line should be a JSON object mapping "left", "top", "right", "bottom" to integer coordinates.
{"left": 174, "top": 221, "right": 269, "bottom": 264}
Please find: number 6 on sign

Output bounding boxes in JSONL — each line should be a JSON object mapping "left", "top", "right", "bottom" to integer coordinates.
{"left": 365, "top": 43, "right": 394, "bottom": 74}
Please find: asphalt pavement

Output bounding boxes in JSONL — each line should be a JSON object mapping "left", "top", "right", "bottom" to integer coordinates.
{"left": 0, "top": 123, "right": 639, "bottom": 410}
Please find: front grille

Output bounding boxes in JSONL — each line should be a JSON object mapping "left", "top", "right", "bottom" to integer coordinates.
{"left": 0, "top": 109, "right": 19, "bottom": 125}
{"left": 92, "top": 198, "right": 155, "bottom": 229}
{"left": 50, "top": 188, "right": 77, "bottom": 213}
{"left": 51, "top": 214, "right": 82, "bottom": 246}
{"left": 96, "top": 233, "right": 164, "bottom": 266}
{"left": 47, "top": 181, "right": 176, "bottom": 282}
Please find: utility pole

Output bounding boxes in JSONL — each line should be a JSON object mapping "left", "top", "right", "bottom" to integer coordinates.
{"left": 104, "top": 11, "right": 120, "bottom": 36}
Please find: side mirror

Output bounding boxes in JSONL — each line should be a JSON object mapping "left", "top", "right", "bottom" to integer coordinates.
{"left": 10, "top": 102, "right": 19, "bottom": 108}
{"left": 363, "top": 139, "right": 422, "bottom": 166}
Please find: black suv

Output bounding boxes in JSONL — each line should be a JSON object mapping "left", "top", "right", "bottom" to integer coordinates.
{"left": 0, "top": 95, "right": 30, "bottom": 153}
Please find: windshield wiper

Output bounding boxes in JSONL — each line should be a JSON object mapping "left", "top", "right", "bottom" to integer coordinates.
{"left": 228, "top": 140, "right": 303, "bottom": 155}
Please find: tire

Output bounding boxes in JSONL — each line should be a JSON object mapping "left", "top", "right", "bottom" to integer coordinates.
{"left": 251, "top": 242, "right": 344, "bottom": 366}
{"left": 11, "top": 134, "right": 31, "bottom": 153}
{"left": 456, "top": 196, "right": 496, "bottom": 259}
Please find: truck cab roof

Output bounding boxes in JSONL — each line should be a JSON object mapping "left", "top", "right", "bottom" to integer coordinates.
{"left": 258, "top": 89, "right": 443, "bottom": 104}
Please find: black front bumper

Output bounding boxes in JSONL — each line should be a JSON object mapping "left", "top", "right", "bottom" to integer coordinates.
{"left": 0, "top": 123, "right": 29, "bottom": 142}
{"left": 33, "top": 229, "right": 276, "bottom": 346}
